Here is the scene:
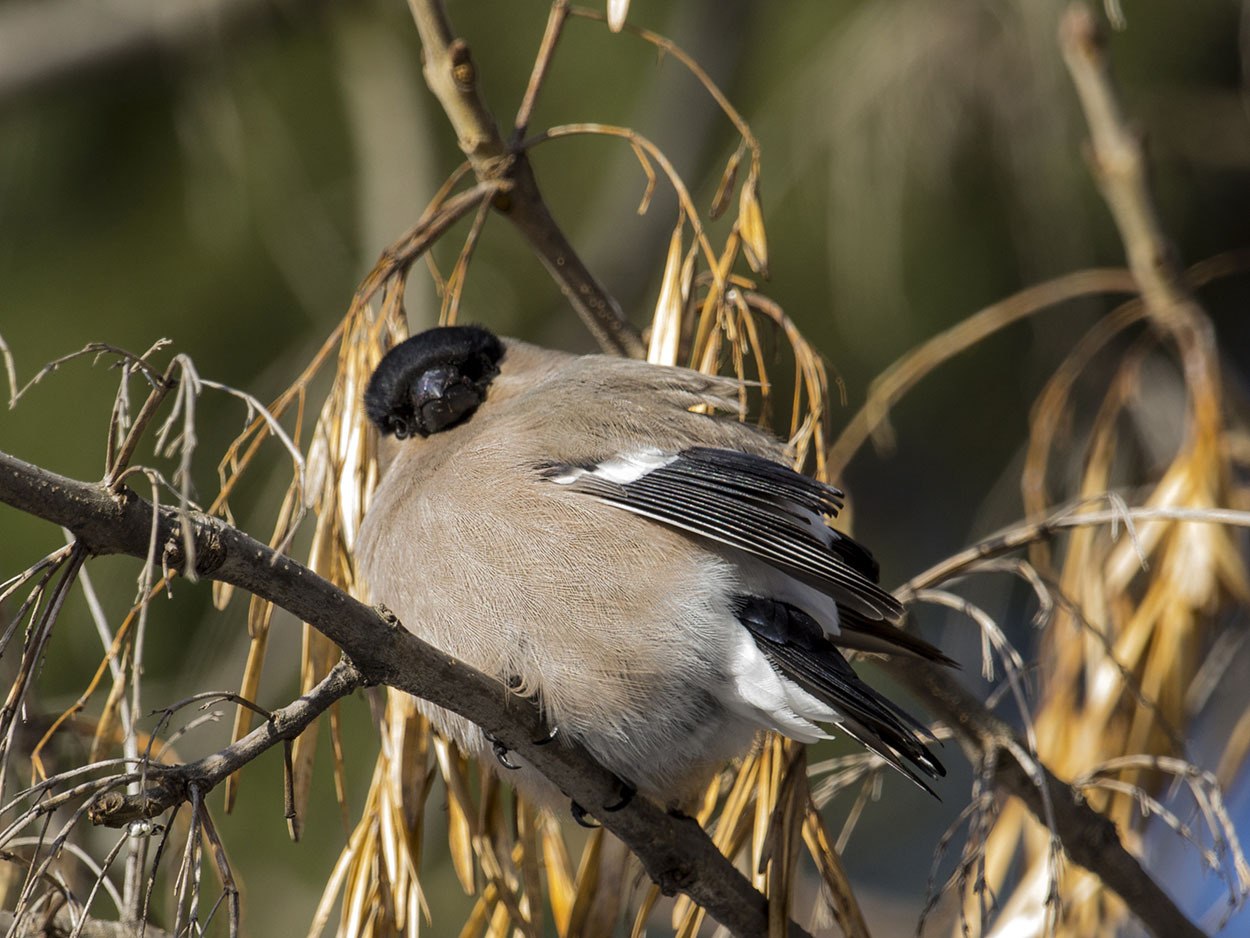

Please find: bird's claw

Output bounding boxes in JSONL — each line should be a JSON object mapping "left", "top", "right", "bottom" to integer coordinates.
{"left": 533, "top": 725, "right": 559, "bottom": 746}
{"left": 484, "top": 733, "right": 520, "bottom": 771}
{"left": 568, "top": 776, "right": 635, "bottom": 827}
{"left": 570, "top": 800, "right": 599, "bottom": 828}
{"left": 484, "top": 724, "right": 556, "bottom": 771}
{"left": 604, "top": 780, "right": 635, "bottom": 812}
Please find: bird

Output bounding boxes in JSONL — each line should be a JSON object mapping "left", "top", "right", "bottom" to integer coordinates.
{"left": 356, "top": 324, "right": 950, "bottom": 816}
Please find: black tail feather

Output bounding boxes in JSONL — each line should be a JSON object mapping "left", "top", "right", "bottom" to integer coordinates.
{"left": 733, "top": 595, "right": 945, "bottom": 793}
{"left": 837, "top": 605, "right": 960, "bottom": 667}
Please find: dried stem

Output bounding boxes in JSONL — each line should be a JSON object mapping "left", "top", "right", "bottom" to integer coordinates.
{"left": 1059, "top": 3, "right": 1221, "bottom": 433}
{"left": 827, "top": 268, "right": 1138, "bottom": 475}
{"left": 897, "top": 502, "right": 1250, "bottom": 600}
{"left": 511, "top": 0, "right": 570, "bottom": 145}
{"left": 1059, "top": 6, "right": 1198, "bottom": 324}
{"left": 84, "top": 659, "right": 365, "bottom": 828}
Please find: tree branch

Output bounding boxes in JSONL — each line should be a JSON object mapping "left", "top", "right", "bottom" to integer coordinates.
{"left": 1058, "top": 3, "right": 1221, "bottom": 421}
{"left": 1, "top": 444, "right": 1206, "bottom": 936}
{"left": 406, "top": 0, "right": 646, "bottom": 358}
{"left": 0, "top": 449, "right": 803, "bottom": 938}
{"left": 892, "top": 660, "right": 1205, "bottom": 938}
{"left": 84, "top": 658, "right": 365, "bottom": 827}
{"left": 1058, "top": 4, "right": 1197, "bottom": 322}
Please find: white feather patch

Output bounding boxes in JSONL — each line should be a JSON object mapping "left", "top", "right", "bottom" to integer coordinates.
{"left": 547, "top": 447, "right": 678, "bottom": 485}
{"left": 718, "top": 627, "right": 837, "bottom": 743}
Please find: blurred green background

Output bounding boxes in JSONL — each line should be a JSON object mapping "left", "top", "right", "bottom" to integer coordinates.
{"left": 3, "top": 0, "right": 1250, "bottom": 934}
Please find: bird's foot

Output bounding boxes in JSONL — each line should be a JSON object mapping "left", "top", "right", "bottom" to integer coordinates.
{"left": 604, "top": 779, "right": 636, "bottom": 812}
{"left": 568, "top": 775, "right": 635, "bottom": 827}
{"left": 484, "top": 723, "right": 556, "bottom": 771}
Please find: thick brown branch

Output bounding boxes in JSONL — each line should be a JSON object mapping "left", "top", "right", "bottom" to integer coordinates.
{"left": 1, "top": 446, "right": 1206, "bottom": 936}
{"left": 406, "top": 0, "right": 645, "bottom": 358}
{"left": 0, "top": 450, "right": 801, "bottom": 938}
{"left": 892, "top": 660, "right": 1205, "bottom": 938}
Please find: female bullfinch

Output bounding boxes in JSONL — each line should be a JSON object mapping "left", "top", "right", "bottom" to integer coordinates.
{"left": 358, "top": 325, "right": 949, "bottom": 812}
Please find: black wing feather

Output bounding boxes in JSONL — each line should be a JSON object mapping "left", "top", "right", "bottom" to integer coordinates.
{"left": 734, "top": 596, "right": 944, "bottom": 792}
{"left": 757, "top": 638, "right": 944, "bottom": 792}
{"left": 837, "top": 605, "right": 959, "bottom": 666}
{"left": 545, "top": 447, "right": 900, "bottom": 620}
{"left": 655, "top": 449, "right": 881, "bottom": 580}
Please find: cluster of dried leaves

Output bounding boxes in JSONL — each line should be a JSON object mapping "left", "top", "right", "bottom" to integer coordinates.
{"left": 1, "top": 3, "right": 1249, "bottom": 938}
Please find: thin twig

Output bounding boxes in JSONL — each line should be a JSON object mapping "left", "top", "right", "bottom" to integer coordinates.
{"left": 1059, "top": 6, "right": 1194, "bottom": 324}
{"left": 827, "top": 268, "right": 1138, "bottom": 474}
{"left": 510, "top": 0, "right": 570, "bottom": 146}
{"left": 894, "top": 658, "right": 1204, "bottom": 938}
{"left": 0, "top": 332, "right": 20, "bottom": 408}
{"left": 0, "top": 545, "right": 87, "bottom": 782}
{"left": 438, "top": 196, "right": 492, "bottom": 325}
{"left": 898, "top": 502, "right": 1250, "bottom": 600}
{"left": 1059, "top": 2, "right": 1221, "bottom": 436}
{"left": 567, "top": 5, "right": 760, "bottom": 153}
{"left": 85, "top": 659, "right": 363, "bottom": 828}
{"left": 105, "top": 361, "right": 175, "bottom": 489}
{"left": 199, "top": 808, "right": 240, "bottom": 938}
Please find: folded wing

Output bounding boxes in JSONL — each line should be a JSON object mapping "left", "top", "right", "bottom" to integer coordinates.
{"left": 543, "top": 445, "right": 950, "bottom": 789}
{"left": 543, "top": 446, "right": 901, "bottom": 621}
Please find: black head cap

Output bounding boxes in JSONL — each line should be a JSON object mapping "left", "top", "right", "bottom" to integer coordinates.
{"left": 364, "top": 326, "right": 505, "bottom": 439}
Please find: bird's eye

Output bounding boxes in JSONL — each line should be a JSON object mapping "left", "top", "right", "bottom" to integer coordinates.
{"left": 392, "top": 417, "right": 410, "bottom": 439}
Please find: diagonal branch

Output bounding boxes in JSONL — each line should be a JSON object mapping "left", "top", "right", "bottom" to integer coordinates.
{"left": 1059, "top": 4, "right": 1199, "bottom": 322}
{"left": 1059, "top": 3, "right": 1221, "bottom": 428}
{"left": 406, "top": 0, "right": 645, "bottom": 358}
{"left": 892, "top": 659, "right": 1205, "bottom": 938}
{"left": 0, "top": 446, "right": 1209, "bottom": 937}
{"left": 0, "top": 449, "right": 802, "bottom": 938}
